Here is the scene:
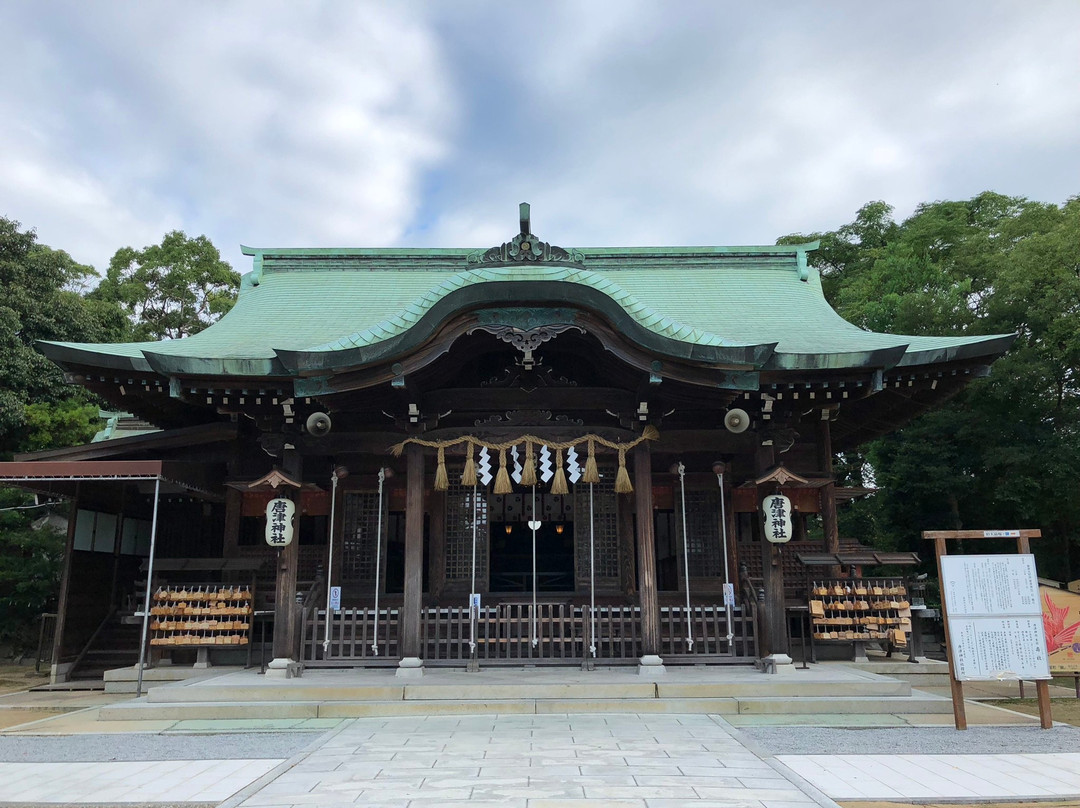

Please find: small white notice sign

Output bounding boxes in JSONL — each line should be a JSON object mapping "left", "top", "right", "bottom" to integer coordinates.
{"left": 950, "top": 616, "right": 1050, "bottom": 680}
{"left": 941, "top": 554, "right": 1040, "bottom": 616}
{"left": 723, "top": 582, "right": 736, "bottom": 607}
{"left": 940, "top": 554, "right": 1050, "bottom": 681}
{"left": 329, "top": 586, "right": 341, "bottom": 613}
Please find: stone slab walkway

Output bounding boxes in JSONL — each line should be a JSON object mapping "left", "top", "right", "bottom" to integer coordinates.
{"left": 0, "top": 758, "right": 283, "bottom": 804}
{"left": 219, "top": 713, "right": 828, "bottom": 808}
{"left": 776, "top": 753, "right": 1080, "bottom": 802}
{"left": 2, "top": 712, "right": 1079, "bottom": 806}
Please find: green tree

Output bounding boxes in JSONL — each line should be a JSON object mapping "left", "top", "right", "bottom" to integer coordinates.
{"left": 92, "top": 230, "right": 240, "bottom": 340}
{"left": 779, "top": 193, "right": 1080, "bottom": 580}
{"left": 0, "top": 488, "right": 65, "bottom": 652}
{"left": 0, "top": 217, "right": 126, "bottom": 458}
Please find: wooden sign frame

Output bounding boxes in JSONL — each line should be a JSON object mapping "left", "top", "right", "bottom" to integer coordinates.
{"left": 924, "top": 529, "right": 1051, "bottom": 730}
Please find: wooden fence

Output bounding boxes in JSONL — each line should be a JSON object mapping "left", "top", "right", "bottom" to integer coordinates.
{"left": 302, "top": 601, "right": 755, "bottom": 664}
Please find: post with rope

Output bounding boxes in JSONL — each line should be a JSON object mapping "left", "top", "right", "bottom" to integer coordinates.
{"left": 398, "top": 445, "right": 425, "bottom": 678}
{"left": 370, "top": 468, "right": 386, "bottom": 658}
{"left": 467, "top": 481, "right": 480, "bottom": 672}
{"left": 675, "top": 462, "right": 695, "bottom": 653}
{"left": 713, "top": 462, "right": 737, "bottom": 648}
{"left": 322, "top": 465, "right": 347, "bottom": 660}
{"left": 584, "top": 479, "right": 598, "bottom": 671}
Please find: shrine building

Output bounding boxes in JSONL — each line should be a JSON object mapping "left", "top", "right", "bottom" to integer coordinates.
{"left": 1, "top": 204, "right": 1013, "bottom": 680}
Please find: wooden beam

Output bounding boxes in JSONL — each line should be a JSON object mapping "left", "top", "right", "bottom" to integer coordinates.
{"left": 633, "top": 445, "right": 660, "bottom": 656}
{"left": 932, "top": 535, "right": 967, "bottom": 730}
{"left": 428, "top": 490, "right": 446, "bottom": 602}
{"left": 756, "top": 443, "right": 788, "bottom": 657}
{"left": 923, "top": 529, "right": 1042, "bottom": 540}
{"left": 272, "top": 449, "right": 301, "bottom": 660}
{"left": 423, "top": 387, "right": 636, "bottom": 412}
{"left": 401, "top": 443, "right": 425, "bottom": 658}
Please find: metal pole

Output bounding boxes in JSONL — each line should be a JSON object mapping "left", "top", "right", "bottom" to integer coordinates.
{"left": 717, "top": 470, "right": 735, "bottom": 643}
{"left": 322, "top": 472, "right": 339, "bottom": 656}
{"left": 469, "top": 487, "right": 478, "bottom": 656}
{"left": 677, "top": 462, "right": 693, "bottom": 651}
{"left": 371, "top": 468, "right": 385, "bottom": 655}
{"left": 136, "top": 477, "right": 161, "bottom": 698}
{"left": 531, "top": 482, "right": 538, "bottom": 648}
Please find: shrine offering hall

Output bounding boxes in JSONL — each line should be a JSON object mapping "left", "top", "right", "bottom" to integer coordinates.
{"left": 3, "top": 205, "right": 1012, "bottom": 680}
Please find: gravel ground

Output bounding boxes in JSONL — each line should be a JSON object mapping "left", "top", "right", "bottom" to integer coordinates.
{"left": 0, "top": 732, "right": 313, "bottom": 762}
{"left": 739, "top": 724, "right": 1080, "bottom": 756}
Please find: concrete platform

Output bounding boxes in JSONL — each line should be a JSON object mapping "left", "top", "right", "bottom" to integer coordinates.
{"left": 103, "top": 663, "right": 245, "bottom": 693}
{"left": 93, "top": 662, "right": 959, "bottom": 722}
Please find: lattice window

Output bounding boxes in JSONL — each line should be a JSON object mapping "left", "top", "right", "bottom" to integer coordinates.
{"left": 341, "top": 492, "right": 385, "bottom": 584}
{"left": 444, "top": 476, "right": 488, "bottom": 582}
{"left": 676, "top": 489, "right": 723, "bottom": 577}
{"left": 574, "top": 463, "right": 619, "bottom": 581}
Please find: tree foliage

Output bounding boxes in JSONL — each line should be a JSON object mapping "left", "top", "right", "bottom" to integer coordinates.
{"left": 0, "top": 488, "right": 65, "bottom": 652}
{"left": 781, "top": 193, "right": 1080, "bottom": 580}
{"left": 0, "top": 217, "right": 126, "bottom": 458}
{"left": 92, "top": 230, "right": 240, "bottom": 340}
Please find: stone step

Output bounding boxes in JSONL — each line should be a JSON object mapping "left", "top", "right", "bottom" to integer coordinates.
{"left": 143, "top": 678, "right": 910, "bottom": 704}
{"left": 733, "top": 694, "right": 952, "bottom": 715}
{"left": 99, "top": 692, "right": 948, "bottom": 721}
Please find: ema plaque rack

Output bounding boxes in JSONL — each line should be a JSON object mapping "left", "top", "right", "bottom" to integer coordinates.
{"left": 808, "top": 578, "right": 912, "bottom": 647}
{"left": 149, "top": 585, "right": 253, "bottom": 647}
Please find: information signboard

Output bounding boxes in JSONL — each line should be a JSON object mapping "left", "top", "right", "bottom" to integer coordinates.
{"left": 941, "top": 554, "right": 1040, "bottom": 616}
{"left": 940, "top": 554, "right": 1050, "bottom": 681}
{"left": 1041, "top": 584, "right": 1080, "bottom": 674}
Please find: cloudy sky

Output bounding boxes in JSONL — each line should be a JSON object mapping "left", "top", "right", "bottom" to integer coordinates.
{"left": 2, "top": 1, "right": 1078, "bottom": 276}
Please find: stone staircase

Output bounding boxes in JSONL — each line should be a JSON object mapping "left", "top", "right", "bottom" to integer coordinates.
{"left": 97, "top": 664, "right": 955, "bottom": 722}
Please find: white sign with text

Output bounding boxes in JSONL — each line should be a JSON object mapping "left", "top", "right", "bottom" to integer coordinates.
{"left": 940, "top": 554, "right": 1050, "bottom": 681}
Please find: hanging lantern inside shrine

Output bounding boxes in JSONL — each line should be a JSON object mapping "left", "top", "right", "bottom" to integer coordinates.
{"left": 762, "top": 494, "right": 792, "bottom": 544}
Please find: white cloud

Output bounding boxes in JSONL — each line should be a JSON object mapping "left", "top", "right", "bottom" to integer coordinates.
{"left": 0, "top": 1, "right": 456, "bottom": 271}
{"left": 1, "top": 0, "right": 1078, "bottom": 276}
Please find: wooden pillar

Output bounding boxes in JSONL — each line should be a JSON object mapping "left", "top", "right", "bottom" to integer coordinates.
{"left": 401, "top": 443, "right": 425, "bottom": 659}
{"left": 272, "top": 449, "right": 301, "bottom": 661}
{"left": 428, "top": 490, "right": 446, "bottom": 602}
{"left": 109, "top": 486, "right": 127, "bottom": 609}
{"left": 816, "top": 415, "right": 839, "bottom": 556}
{"left": 50, "top": 483, "right": 81, "bottom": 682}
{"left": 618, "top": 495, "right": 636, "bottom": 595}
{"left": 634, "top": 445, "right": 660, "bottom": 656}
{"left": 222, "top": 488, "right": 241, "bottom": 559}
{"left": 756, "top": 444, "right": 789, "bottom": 656}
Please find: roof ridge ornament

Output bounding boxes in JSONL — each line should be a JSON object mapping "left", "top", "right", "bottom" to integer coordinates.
{"left": 467, "top": 202, "right": 585, "bottom": 265}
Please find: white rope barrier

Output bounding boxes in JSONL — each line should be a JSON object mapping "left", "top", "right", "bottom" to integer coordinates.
{"left": 530, "top": 482, "right": 539, "bottom": 648}
{"left": 371, "top": 468, "right": 385, "bottom": 656}
{"left": 322, "top": 470, "right": 339, "bottom": 656}
{"left": 469, "top": 487, "right": 478, "bottom": 655}
{"left": 677, "top": 462, "right": 694, "bottom": 652}
{"left": 717, "top": 469, "right": 735, "bottom": 644}
{"left": 589, "top": 481, "right": 597, "bottom": 658}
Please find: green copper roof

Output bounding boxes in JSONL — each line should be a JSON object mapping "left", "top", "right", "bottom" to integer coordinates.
{"left": 39, "top": 240, "right": 1013, "bottom": 378}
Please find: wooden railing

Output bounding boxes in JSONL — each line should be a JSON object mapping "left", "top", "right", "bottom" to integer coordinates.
{"left": 305, "top": 607, "right": 400, "bottom": 661}
{"left": 303, "top": 600, "right": 754, "bottom": 664}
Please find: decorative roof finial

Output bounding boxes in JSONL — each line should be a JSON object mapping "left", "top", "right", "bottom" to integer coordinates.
{"left": 467, "top": 203, "right": 583, "bottom": 265}
{"left": 519, "top": 202, "right": 531, "bottom": 236}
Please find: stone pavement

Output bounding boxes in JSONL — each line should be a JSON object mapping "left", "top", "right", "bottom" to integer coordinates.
{"left": 219, "top": 713, "right": 829, "bottom": 808}
{"left": 777, "top": 753, "right": 1080, "bottom": 801}
{"left": 1, "top": 712, "right": 1080, "bottom": 806}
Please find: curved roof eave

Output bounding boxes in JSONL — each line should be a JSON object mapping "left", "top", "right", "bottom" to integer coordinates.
{"left": 36, "top": 341, "right": 155, "bottom": 373}
{"left": 894, "top": 333, "right": 1018, "bottom": 367}
{"left": 272, "top": 279, "right": 777, "bottom": 374}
